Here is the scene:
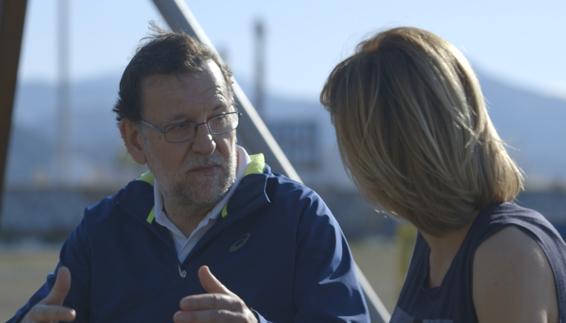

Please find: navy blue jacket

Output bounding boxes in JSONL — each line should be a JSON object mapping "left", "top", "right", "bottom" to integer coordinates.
{"left": 9, "top": 156, "right": 369, "bottom": 322}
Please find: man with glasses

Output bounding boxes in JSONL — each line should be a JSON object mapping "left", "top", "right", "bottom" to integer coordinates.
{"left": 10, "top": 31, "right": 369, "bottom": 323}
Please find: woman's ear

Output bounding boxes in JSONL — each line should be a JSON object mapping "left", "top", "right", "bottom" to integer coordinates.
{"left": 119, "top": 119, "right": 147, "bottom": 165}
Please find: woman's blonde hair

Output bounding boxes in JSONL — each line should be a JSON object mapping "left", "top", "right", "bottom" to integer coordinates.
{"left": 320, "top": 27, "right": 523, "bottom": 236}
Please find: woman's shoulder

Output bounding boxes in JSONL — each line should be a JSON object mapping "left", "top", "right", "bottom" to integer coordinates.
{"left": 473, "top": 202, "right": 561, "bottom": 242}
{"left": 481, "top": 202, "right": 543, "bottom": 221}
{"left": 472, "top": 225, "right": 559, "bottom": 323}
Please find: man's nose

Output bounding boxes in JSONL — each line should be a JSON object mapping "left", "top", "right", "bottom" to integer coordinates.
{"left": 190, "top": 124, "right": 216, "bottom": 155}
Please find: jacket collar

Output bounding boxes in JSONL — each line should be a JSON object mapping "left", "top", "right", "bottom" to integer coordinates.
{"left": 186, "top": 160, "right": 273, "bottom": 260}
{"left": 115, "top": 153, "right": 271, "bottom": 229}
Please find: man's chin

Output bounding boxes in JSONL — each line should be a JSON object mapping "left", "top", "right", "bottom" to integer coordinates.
{"left": 176, "top": 171, "right": 235, "bottom": 206}
{"left": 183, "top": 186, "right": 230, "bottom": 207}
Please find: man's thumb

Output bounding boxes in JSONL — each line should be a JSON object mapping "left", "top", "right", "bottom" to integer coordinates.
{"left": 198, "top": 265, "right": 233, "bottom": 295}
{"left": 43, "top": 266, "right": 72, "bottom": 305}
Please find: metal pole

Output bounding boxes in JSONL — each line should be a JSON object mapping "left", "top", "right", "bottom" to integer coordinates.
{"left": 56, "top": 0, "right": 71, "bottom": 185}
{"left": 253, "top": 19, "right": 265, "bottom": 116}
{"left": 150, "top": 1, "right": 390, "bottom": 321}
{"left": 0, "top": 0, "right": 28, "bottom": 227}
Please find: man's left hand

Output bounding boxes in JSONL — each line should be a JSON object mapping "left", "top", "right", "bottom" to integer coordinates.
{"left": 173, "top": 265, "right": 258, "bottom": 323}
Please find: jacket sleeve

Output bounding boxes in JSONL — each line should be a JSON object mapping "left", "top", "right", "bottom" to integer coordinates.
{"left": 7, "top": 215, "right": 92, "bottom": 323}
{"left": 292, "top": 191, "right": 370, "bottom": 322}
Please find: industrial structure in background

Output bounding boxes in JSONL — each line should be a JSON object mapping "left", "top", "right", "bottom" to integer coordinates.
{"left": 56, "top": 0, "right": 71, "bottom": 185}
{"left": 254, "top": 18, "right": 265, "bottom": 115}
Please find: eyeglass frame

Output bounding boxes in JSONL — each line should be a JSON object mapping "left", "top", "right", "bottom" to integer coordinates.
{"left": 138, "top": 111, "right": 242, "bottom": 143}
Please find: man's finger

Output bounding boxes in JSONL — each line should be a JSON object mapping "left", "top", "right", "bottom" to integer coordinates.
{"left": 179, "top": 293, "right": 243, "bottom": 312}
{"left": 197, "top": 265, "right": 233, "bottom": 295}
{"left": 173, "top": 309, "right": 244, "bottom": 323}
{"left": 42, "top": 266, "right": 71, "bottom": 305}
{"left": 27, "top": 303, "right": 76, "bottom": 322}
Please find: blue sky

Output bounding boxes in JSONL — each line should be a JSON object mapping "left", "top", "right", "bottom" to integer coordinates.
{"left": 18, "top": 0, "right": 566, "bottom": 101}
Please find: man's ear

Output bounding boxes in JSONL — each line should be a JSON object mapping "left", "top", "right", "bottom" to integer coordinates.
{"left": 119, "top": 119, "right": 147, "bottom": 165}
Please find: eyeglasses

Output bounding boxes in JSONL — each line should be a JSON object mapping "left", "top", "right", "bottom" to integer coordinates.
{"left": 139, "top": 111, "right": 242, "bottom": 143}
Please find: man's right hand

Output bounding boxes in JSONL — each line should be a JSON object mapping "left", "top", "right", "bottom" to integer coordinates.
{"left": 21, "top": 266, "right": 76, "bottom": 322}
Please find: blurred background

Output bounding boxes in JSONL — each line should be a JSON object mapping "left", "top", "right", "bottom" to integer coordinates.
{"left": 1, "top": 0, "right": 566, "bottom": 319}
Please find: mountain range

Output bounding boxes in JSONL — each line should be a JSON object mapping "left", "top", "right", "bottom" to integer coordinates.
{"left": 6, "top": 70, "right": 566, "bottom": 188}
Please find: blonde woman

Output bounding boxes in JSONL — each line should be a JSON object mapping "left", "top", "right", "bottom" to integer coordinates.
{"left": 321, "top": 27, "right": 566, "bottom": 323}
